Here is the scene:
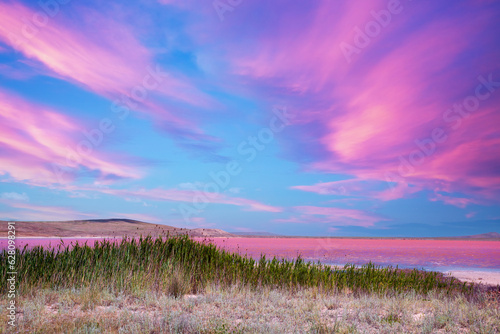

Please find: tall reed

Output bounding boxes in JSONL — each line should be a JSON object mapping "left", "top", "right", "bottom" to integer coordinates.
{"left": 0, "top": 235, "right": 474, "bottom": 297}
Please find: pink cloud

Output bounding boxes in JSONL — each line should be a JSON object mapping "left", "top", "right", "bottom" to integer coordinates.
{"left": 0, "top": 89, "right": 141, "bottom": 184}
{"left": 292, "top": 178, "right": 421, "bottom": 201}
{"left": 114, "top": 188, "right": 282, "bottom": 213}
{"left": 227, "top": 1, "right": 386, "bottom": 90}
{"left": 276, "top": 206, "right": 385, "bottom": 227}
{"left": 62, "top": 185, "right": 282, "bottom": 213}
{"left": 217, "top": 1, "right": 500, "bottom": 202}
{"left": 0, "top": 3, "right": 143, "bottom": 94}
{"left": 0, "top": 2, "right": 217, "bottom": 141}
{"left": 430, "top": 193, "right": 477, "bottom": 209}
{"left": 0, "top": 200, "right": 94, "bottom": 221}
{"left": 312, "top": 13, "right": 499, "bottom": 183}
{"left": 292, "top": 180, "right": 351, "bottom": 196}
{"left": 466, "top": 212, "right": 476, "bottom": 219}
{"left": 375, "top": 182, "right": 422, "bottom": 201}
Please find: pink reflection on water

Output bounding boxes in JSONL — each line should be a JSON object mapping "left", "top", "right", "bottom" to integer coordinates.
{"left": 2, "top": 237, "right": 499, "bottom": 271}
{"left": 0, "top": 237, "right": 120, "bottom": 250}
{"left": 194, "top": 238, "right": 500, "bottom": 271}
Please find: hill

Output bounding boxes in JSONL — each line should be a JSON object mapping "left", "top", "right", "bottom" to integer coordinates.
{"left": 459, "top": 232, "right": 500, "bottom": 239}
{"left": 0, "top": 219, "right": 235, "bottom": 238}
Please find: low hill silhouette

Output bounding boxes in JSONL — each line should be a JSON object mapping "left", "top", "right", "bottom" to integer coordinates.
{"left": 0, "top": 219, "right": 235, "bottom": 238}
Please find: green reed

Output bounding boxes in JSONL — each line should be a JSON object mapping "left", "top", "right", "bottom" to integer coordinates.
{"left": 0, "top": 235, "right": 474, "bottom": 297}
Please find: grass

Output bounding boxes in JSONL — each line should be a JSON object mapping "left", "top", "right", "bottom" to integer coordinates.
{"left": 0, "top": 235, "right": 475, "bottom": 296}
{"left": 1, "top": 284, "right": 499, "bottom": 333}
{"left": 1, "top": 235, "right": 498, "bottom": 333}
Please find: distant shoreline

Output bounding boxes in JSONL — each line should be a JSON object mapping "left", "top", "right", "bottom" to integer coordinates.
{"left": 227, "top": 235, "right": 500, "bottom": 240}
{"left": 2, "top": 219, "right": 498, "bottom": 240}
{"left": 2, "top": 235, "right": 500, "bottom": 240}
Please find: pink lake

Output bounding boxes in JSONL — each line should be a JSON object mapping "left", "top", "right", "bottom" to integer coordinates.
{"left": 194, "top": 237, "right": 500, "bottom": 272}
{"left": 2, "top": 237, "right": 499, "bottom": 272}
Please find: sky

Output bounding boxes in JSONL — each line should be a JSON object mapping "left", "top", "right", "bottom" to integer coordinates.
{"left": 0, "top": 0, "right": 499, "bottom": 237}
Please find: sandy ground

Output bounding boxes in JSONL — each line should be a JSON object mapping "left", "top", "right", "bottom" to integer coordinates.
{"left": 447, "top": 270, "right": 500, "bottom": 286}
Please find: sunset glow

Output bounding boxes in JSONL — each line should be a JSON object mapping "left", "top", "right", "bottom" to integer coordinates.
{"left": 0, "top": 0, "right": 499, "bottom": 236}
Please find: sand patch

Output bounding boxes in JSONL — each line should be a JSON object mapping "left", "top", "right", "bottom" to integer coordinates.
{"left": 446, "top": 271, "right": 500, "bottom": 286}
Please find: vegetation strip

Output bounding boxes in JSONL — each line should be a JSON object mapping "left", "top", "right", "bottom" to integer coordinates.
{"left": 1, "top": 235, "right": 476, "bottom": 297}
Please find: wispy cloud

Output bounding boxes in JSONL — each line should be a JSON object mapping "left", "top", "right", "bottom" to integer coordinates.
{"left": 0, "top": 89, "right": 141, "bottom": 185}
{"left": 276, "top": 206, "right": 385, "bottom": 227}
{"left": 430, "top": 193, "right": 478, "bottom": 208}
{"left": 465, "top": 212, "right": 477, "bottom": 219}
{"left": 291, "top": 178, "right": 421, "bottom": 201}
{"left": 213, "top": 1, "right": 500, "bottom": 202}
{"left": 0, "top": 0, "right": 498, "bottom": 236}
{"left": 62, "top": 185, "right": 282, "bottom": 213}
{"left": 0, "top": 1, "right": 221, "bottom": 150}
{"left": 0, "top": 200, "right": 94, "bottom": 221}
{"left": 1, "top": 192, "right": 29, "bottom": 202}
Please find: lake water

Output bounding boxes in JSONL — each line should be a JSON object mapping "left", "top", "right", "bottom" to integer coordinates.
{"left": 2, "top": 237, "right": 499, "bottom": 273}
{"left": 195, "top": 238, "right": 500, "bottom": 273}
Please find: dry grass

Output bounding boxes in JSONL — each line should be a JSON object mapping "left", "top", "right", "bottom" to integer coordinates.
{"left": 1, "top": 284, "right": 499, "bottom": 333}
{"left": 1, "top": 235, "right": 498, "bottom": 333}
